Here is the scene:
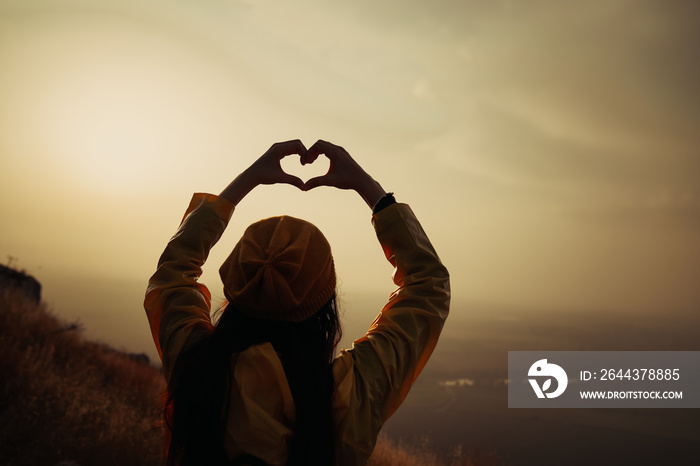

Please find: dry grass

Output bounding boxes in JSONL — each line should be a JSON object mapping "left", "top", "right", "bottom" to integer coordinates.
{"left": 368, "top": 435, "right": 504, "bottom": 466}
{"left": 0, "top": 287, "right": 503, "bottom": 466}
{"left": 0, "top": 288, "right": 165, "bottom": 466}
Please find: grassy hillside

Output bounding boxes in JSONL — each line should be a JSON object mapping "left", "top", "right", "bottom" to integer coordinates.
{"left": 0, "top": 288, "right": 165, "bottom": 465}
{"left": 0, "top": 286, "right": 500, "bottom": 466}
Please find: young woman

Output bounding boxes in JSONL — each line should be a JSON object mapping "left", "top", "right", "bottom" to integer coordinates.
{"left": 145, "top": 140, "right": 450, "bottom": 466}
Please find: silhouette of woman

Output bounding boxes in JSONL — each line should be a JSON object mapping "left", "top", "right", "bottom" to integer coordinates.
{"left": 145, "top": 140, "right": 450, "bottom": 466}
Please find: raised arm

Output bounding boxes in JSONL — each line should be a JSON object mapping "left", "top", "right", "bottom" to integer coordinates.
{"left": 309, "top": 141, "right": 450, "bottom": 464}
{"left": 145, "top": 141, "right": 307, "bottom": 382}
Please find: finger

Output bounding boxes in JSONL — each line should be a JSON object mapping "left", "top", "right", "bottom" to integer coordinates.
{"left": 306, "top": 139, "right": 334, "bottom": 164}
{"left": 280, "top": 174, "right": 305, "bottom": 190}
{"left": 303, "top": 175, "right": 330, "bottom": 191}
{"left": 301, "top": 141, "right": 312, "bottom": 165}
{"left": 273, "top": 139, "right": 307, "bottom": 159}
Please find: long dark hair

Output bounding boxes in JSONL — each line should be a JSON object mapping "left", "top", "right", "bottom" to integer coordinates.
{"left": 164, "top": 295, "right": 342, "bottom": 466}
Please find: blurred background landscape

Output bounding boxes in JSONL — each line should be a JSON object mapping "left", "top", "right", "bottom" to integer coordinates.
{"left": 2, "top": 275, "right": 698, "bottom": 465}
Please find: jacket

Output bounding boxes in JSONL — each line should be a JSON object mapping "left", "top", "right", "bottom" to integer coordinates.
{"left": 145, "top": 193, "right": 450, "bottom": 465}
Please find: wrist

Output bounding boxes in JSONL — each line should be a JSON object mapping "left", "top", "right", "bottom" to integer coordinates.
{"left": 372, "top": 192, "right": 396, "bottom": 214}
{"left": 356, "top": 178, "right": 386, "bottom": 209}
{"left": 220, "top": 172, "right": 258, "bottom": 205}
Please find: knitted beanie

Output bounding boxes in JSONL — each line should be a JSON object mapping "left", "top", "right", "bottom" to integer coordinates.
{"left": 219, "top": 215, "right": 336, "bottom": 322}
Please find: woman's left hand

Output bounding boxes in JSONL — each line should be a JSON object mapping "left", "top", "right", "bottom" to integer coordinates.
{"left": 245, "top": 140, "right": 307, "bottom": 189}
{"left": 220, "top": 140, "right": 307, "bottom": 205}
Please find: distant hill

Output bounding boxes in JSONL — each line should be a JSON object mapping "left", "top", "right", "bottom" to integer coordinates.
{"left": 0, "top": 264, "right": 41, "bottom": 303}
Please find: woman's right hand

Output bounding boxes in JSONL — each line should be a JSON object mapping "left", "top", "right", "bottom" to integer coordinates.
{"left": 303, "top": 140, "right": 386, "bottom": 209}
{"left": 220, "top": 140, "right": 306, "bottom": 205}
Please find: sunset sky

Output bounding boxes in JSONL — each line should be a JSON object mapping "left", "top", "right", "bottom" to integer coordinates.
{"left": 1, "top": 0, "right": 698, "bottom": 356}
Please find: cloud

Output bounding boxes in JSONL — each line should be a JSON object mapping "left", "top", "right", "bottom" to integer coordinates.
{"left": 559, "top": 190, "right": 700, "bottom": 230}
{"left": 163, "top": 0, "right": 451, "bottom": 134}
{"left": 464, "top": 0, "right": 700, "bottom": 156}
{"left": 404, "top": 0, "right": 700, "bottom": 220}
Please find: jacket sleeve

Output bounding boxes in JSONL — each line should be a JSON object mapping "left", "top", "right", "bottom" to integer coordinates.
{"left": 332, "top": 202, "right": 450, "bottom": 464}
{"left": 144, "top": 193, "right": 236, "bottom": 383}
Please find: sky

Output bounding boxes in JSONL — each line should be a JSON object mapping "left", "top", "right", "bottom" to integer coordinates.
{"left": 1, "top": 0, "right": 699, "bottom": 356}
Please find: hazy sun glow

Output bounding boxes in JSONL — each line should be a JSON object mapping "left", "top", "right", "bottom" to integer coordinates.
{"left": 4, "top": 14, "right": 241, "bottom": 195}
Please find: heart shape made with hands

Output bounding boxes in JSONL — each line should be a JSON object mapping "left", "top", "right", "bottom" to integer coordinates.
{"left": 281, "top": 154, "right": 330, "bottom": 184}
